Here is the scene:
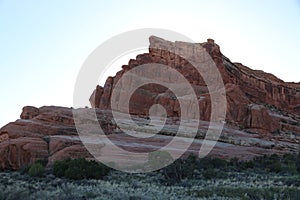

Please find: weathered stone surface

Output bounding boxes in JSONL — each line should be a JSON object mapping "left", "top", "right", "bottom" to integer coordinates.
{"left": 90, "top": 36, "right": 300, "bottom": 135}
{"left": 0, "top": 132, "right": 9, "bottom": 143}
{"left": 0, "top": 137, "right": 48, "bottom": 170}
{"left": 48, "top": 144, "right": 92, "bottom": 166}
{"left": 244, "top": 104, "right": 280, "bottom": 132}
{"left": 0, "top": 107, "right": 88, "bottom": 170}
{"left": 20, "top": 106, "right": 39, "bottom": 120}
{"left": 0, "top": 104, "right": 299, "bottom": 170}
{"left": 0, "top": 106, "right": 119, "bottom": 170}
{"left": 0, "top": 36, "right": 299, "bottom": 170}
{"left": 89, "top": 85, "right": 104, "bottom": 108}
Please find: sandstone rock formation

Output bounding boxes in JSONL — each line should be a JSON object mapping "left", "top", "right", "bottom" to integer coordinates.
{"left": 0, "top": 106, "right": 92, "bottom": 170}
{"left": 90, "top": 36, "right": 300, "bottom": 136}
{"left": 0, "top": 36, "right": 299, "bottom": 170}
{"left": 0, "top": 105, "right": 298, "bottom": 170}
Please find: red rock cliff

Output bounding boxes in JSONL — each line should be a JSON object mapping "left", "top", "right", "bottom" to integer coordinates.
{"left": 90, "top": 36, "right": 300, "bottom": 135}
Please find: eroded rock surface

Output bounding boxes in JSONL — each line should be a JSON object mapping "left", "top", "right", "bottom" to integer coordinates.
{"left": 90, "top": 36, "right": 300, "bottom": 136}
{"left": 0, "top": 107, "right": 93, "bottom": 170}
{"left": 0, "top": 106, "right": 298, "bottom": 170}
{"left": 0, "top": 36, "right": 299, "bottom": 170}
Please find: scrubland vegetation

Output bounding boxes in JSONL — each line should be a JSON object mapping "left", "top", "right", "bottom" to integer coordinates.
{"left": 0, "top": 152, "right": 300, "bottom": 199}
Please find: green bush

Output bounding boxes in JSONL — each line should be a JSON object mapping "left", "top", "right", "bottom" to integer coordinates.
{"left": 210, "top": 157, "right": 228, "bottom": 168}
{"left": 202, "top": 168, "right": 226, "bottom": 179}
{"left": 268, "top": 160, "right": 282, "bottom": 173}
{"left": 244, "top": 160, "right": 255, "bottom": 169}
{"left": 65, "top": 165, "right": 83, "bottom": 180}
{"left": 148, "top": 150, "right": 174, "bottom": 169}
{"left": 297, "top": 150, "right": 300, "bottom": 173}
{"left": 197, "top": 157, "right": 229, "bottom": 170}
{"left": 252, "top": 154, "right": 284, "bottom": 173}
{"left": 162, "top": 154, "right": 197, "bottom": 183}
{"left": 28, "top": 163, "right": 45, "bottom": 177}
{"left": 35, "top": 159, "right": 48, "bottom": 167}
{"left": 154, "top": 152, "right": 300, "bottom": 184}
{"left": 53, "top": 158, "right": 71, "bottom": 178}
{"left": 283, "top": 162, "right": 298, "bottom": 174}
{"left": 229, "top": 157, "right": 239, "bottom": 168}
{"left": 202, "top": 168, "right": 215, "bottom": 179}
{"left": 53, "top": 158, "right": 110, "bottom": 180}
{"left": 193, "top": 187, "right": 300, "bottom": 199}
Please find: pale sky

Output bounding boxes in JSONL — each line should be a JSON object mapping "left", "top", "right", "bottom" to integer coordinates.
{"left": 0, "top": 0, "right": 300, "bottom": 127}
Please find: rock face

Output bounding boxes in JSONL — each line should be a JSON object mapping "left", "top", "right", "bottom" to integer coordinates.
{"left": 0, "top": 106, "right": 298, "bottom": 170}
{"left": 0, "top": 106, "right": 119, "bottom": 170}
{"left": 0, "top": 106, "right": 91, "bottom": 170}
{"left": 0, "top": 36, "right": 299, "bottom": 170}
{"left": 90, "top": 36, "right": 300, "bottom": 135}
{"left": 20, "top": 106, "right": 39, "bottom": 120}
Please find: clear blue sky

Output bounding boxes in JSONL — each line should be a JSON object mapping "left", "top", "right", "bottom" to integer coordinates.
{"left": 0, "top": 0, "right": 300, "bottom": 127}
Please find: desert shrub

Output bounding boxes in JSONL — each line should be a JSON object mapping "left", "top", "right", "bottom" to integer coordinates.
{"left": 153, "top": 152, "right": 300, "bottom": 184}
{"left": 202, "top": 168, "right": 226, "bottom": 179}
{"left": 227, "top": 157, "right": 254, "bottom": 171}
{"left": 210, "top": 157, "right": 228, "bottom": 168}
{"left": 34, "top": 159, "right": 48, "bottom": 167}
{"left": 148, "top": 150, "right": 174, "bottom": 169}
{"left": 53, "top": 158, "right": 71, "bottom": 178}
{"left": 231, "top": 159, "right": 255, "bottom": 171}
{"left": 241, "top": 160, "right": 255, "bottom": 169}
{"left": 53, "top": 158, "right": 110, "bottom": 180}
{"left": 281, "top": 154, "right": 297, "bottom": 174}
{"left": 86, "top": 160, "right": 111, "bottom": 179}
{"left": 19, "top": 163, "right": 31, "bottom": 175}
{"left": 0, "top": 186, "right": 30, "bottom": 200}
{"left": 252, "top": 154, "right": 282, "bottom": 173}
{"left": 229, "top": 157, "right": 239, "bottom": 168}
{"left": 268, "top": 160, "right": 282, "bottom": 173}
{"left": 297, "top": 150, "right": 300, "bottom": 173}
{"left": 202, "top": 168, "right": 215, "bottom": 179}
{"left": 283, "top": 162, "right": 298, "bottom": 174}
{"left": 193, "top": 187, "right": 300, "bottom": 199}
{"left": 28, "top": 163, "right": 45, "bottom": 177}
{"left": 198, "top": 157, "right": 229, "bottom": 170}
{"left": 282, "top": 153, "right": 296, "bottom": 163}
{"left": 160, "top": 155, "right": 197, "bottom": 183}
{"left": 281, "top": 176, "right": 300, "bottom": 187}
